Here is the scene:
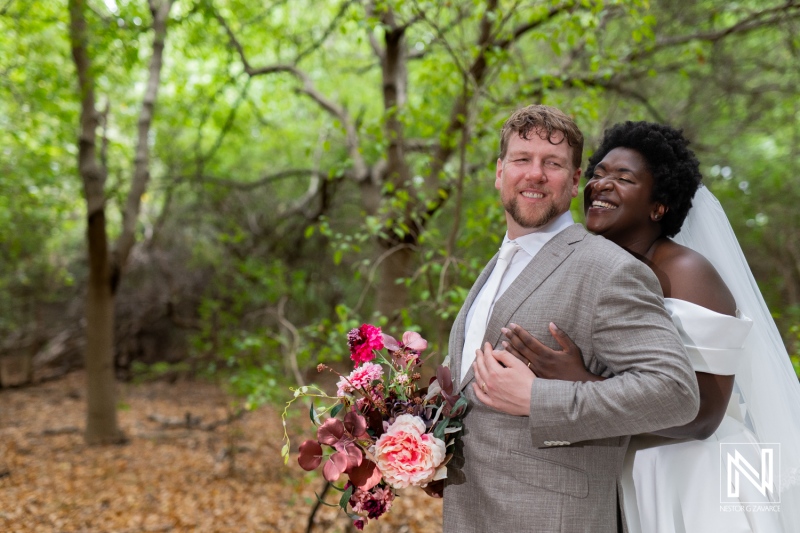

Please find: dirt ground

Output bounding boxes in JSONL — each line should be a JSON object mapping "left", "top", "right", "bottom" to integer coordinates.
{"left": 0, "top": 372, "right": 443, "bottom": 532}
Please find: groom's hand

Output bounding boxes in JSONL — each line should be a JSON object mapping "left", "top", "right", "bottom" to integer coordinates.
{"left": 472, "top": 342, "right": 535, "bottom": 416}
{"left": 422, "top": 479, "right": 444, "bottom": 498}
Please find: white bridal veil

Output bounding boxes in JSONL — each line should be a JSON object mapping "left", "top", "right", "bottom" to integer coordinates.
{"left": 673, "top": 186, "right": 800, "bottom": 529}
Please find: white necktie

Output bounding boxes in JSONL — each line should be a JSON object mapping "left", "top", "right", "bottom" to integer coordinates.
{"left": 460, "top": 241, "right": 520, "bottom": 380}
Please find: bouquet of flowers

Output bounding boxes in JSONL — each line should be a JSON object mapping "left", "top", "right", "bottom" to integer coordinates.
{"left": 281, "top": 324, "right": 467, "bottom": 530}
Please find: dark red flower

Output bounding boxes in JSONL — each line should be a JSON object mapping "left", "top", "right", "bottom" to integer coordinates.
{"left": 349, "top": 484, "right": 395, "bottom": 520}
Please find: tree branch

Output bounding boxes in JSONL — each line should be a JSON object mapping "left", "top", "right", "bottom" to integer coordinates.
{"left": 114, "top": 0, "right": 175, "bottom": 275}
{"left": 196, "top": 168, "right": 329, "bottom": 190}
{"left": 198, "top": 76, "right": 252, "bottom": 171}
{"left": 295, "top": 0, "right": 356, "bottom": 63}
{"left": 211, "top": 5, "right": 369, "bottom": 182}
{"left": 69, "top": 0, "right": 106, "bottom": 216}
{"left": 627, "top": 1, "right": 800, "bottom": 62}
{"left": 496, "top": 0, "right": 578, "bottom": 49}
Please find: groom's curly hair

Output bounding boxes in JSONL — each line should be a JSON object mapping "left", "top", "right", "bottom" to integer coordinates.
{"left": 586, "top": 121, "right": 702, "bottom": 238}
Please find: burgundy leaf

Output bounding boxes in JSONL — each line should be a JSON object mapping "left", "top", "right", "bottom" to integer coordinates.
{"left": 349, "top": 459, "right": 381, "bottom": 491}
{"left": 317, "top": 418, "right": 345, "bottom": 446}
{"left": 344, "top": 410, "right": 368, "bottom": 439}
{"left": 323, "top": 451, "right": 349, "bottom": 481}
{"left": 297, "top": 440, "right": 323, "bottom": 471}
{"left": 436, "top": 365, "right": 453, "bottom": 394}
{"left": 366, "top": 409, "right": 384, "bottom": 438}
{"left": 443, "top": 390, "right": 459, "bottom": 408}
{"left": 382, "top": 333, "right": 400, "bottom": 352}
{"left": 342, "top": 441, "right": 363, "bottom": 471}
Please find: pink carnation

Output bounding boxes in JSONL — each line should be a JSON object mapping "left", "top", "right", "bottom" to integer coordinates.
{"left": 348, "top": 324, "right": 384, "bottom": 366}
{"left": 349, "top": 484, "right": 395, "bottom": 520}
{"left": 337, "top": 362, "right": 384, "bottom": 397}
{"left": 372, "top": 414, "right": 446, "bottom": 489}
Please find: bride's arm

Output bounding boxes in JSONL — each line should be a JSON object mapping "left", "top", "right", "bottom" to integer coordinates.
{"left": 648, "top": 247, "right": 737, "bottom": 439}
{"left": 504, "top": 247, "right": 739, "bottom": 441}
{"left": 652, "top": 372, "right": 733, "bottom": 439}
{"left": 502, "top": 322, "right": 604, "bottom": 383}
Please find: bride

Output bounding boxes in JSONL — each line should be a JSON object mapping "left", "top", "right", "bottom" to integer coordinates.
{"left": 503, "top": 121, "right": 800, "bottom": 532}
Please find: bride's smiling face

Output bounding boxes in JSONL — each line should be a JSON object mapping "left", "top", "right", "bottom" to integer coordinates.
{"left": 583, "top": 147, "right": 663, "bottom": 245}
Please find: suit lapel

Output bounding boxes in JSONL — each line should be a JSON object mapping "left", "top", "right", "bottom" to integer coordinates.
{"left": 457, "top": 224, "right": 587, "bottom": 392}
{"left": 452, "top": 254, "right": 499, "bottom": 387}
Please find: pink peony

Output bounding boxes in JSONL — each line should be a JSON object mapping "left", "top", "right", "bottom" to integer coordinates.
{"left": 348, "top": 324, "right": 384, "bottom": 366}
{"left": 372, "top": 414, "right": 446, "bottom": 489}
{"left": 337, "top": 362, "right": 384, "bottom": 397}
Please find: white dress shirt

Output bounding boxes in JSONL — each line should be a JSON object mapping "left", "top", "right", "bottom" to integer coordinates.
{"left": 463, "top": 211, "right": 575, "bottom": 341}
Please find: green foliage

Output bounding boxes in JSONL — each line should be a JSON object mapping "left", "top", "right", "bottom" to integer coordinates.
{"left": 0, "top": 0, "right": 84, "bottom": 336}
{"left": 130, "top": 360, "right": 192, "bottom": 383}
{"left": 4, "top": 0, "right": 800, "bottom": 401}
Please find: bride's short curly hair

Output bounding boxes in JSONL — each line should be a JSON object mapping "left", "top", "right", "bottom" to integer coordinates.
{"left": 586, "top": 121, "right": 702, "bottom": 238}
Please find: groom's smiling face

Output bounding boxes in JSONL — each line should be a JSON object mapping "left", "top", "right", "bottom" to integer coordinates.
{"left": 496, "top": 131, "right": 580, "bottom": 238}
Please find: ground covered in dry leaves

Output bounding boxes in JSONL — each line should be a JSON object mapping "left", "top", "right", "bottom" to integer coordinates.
{"left": 0, "top": 372, "right": 443, "bottom": 532}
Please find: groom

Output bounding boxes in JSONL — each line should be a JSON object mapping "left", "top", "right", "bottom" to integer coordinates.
{"left": 441, "top": 105, "right": 700, "bottom": 532}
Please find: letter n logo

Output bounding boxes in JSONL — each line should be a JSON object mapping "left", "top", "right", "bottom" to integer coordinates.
{"left": 720, "top": 443, "right": 780, "bottom": 504}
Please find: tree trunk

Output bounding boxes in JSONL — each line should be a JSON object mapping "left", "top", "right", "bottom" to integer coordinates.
{"left": 69, "top": 0, "right": 172, "bottom": 444}
{"left": 84, "top": 210, "right": 124, "bottom": 444}
{"left": 375, "top": 244, "right": 414, "bottom": 326}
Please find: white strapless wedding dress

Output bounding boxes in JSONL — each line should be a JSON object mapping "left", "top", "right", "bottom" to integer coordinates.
{"left": 622, "top": 298, "right": 783, "bottom": 533}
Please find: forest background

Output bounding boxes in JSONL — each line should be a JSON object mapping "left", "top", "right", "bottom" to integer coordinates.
{"left": 1, "top": 0, "right": 800, "bottom": 529}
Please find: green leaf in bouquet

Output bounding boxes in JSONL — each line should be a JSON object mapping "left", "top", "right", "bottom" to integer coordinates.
{"left": 340, "top": 484, "right": 354, "bottom": 510}
{"left": 434, "top": 417, "right": 451, "bottom": 440}
{"left": 309, "top": 402, "right": 318, "bottom": 425}
{"left": 314, "top": 491, "right": 339, "bottom": 508}
{"left": 281, "top": 443, "right": 290, "bottom": 464}
{"left": 330, "top": 403, "right": 344, "bottom": 418}
{"left": 451, "top": 396, "right": 469, "bottom": 416}
{"left": 446, "top": 420, "right": 463, "bottom": 430}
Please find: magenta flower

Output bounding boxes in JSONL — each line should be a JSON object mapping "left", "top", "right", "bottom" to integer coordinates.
{"left": 337, "top": 362, "right": 384, "bottom": 397}
{"left": 348, "top": 324, "right": 384, "bottom": 366}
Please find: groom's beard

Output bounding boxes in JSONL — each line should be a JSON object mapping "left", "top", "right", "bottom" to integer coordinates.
{"left": 503, "top": 195, "right": 560, "bottom": 230}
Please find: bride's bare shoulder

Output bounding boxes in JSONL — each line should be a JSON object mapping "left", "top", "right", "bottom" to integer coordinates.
{"left": 653, "top": 240, "right": 736, "bottom": 316}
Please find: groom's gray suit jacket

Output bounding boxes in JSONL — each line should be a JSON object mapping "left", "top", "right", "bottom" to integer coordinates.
{"left": 443, "top": 224, "right": 700, "bottom": 533}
